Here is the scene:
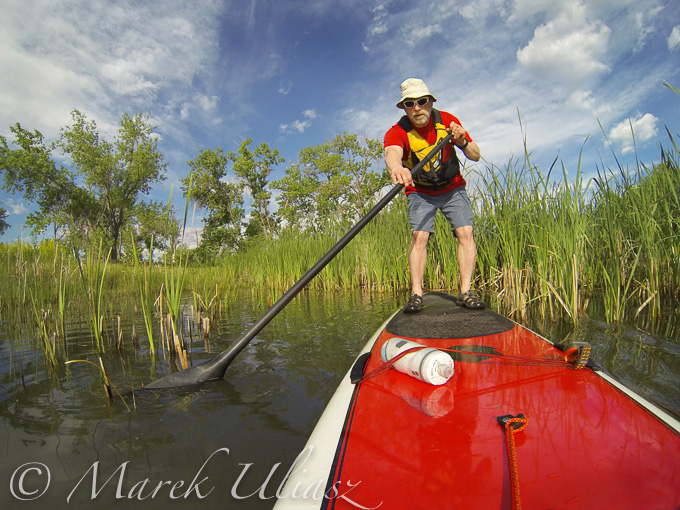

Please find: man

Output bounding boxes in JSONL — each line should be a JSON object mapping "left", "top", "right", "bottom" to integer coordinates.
{"left": 384, "top": 78, "right": 484, "bottom": 312}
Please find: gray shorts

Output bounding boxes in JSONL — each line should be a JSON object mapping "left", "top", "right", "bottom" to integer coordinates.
{"left": 407, "top": 186, "right": 474, "bottom": 234}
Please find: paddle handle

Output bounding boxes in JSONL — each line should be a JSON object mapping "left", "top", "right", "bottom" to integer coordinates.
{"left": 206, "top": 133, "right": 454, "bottom": 373}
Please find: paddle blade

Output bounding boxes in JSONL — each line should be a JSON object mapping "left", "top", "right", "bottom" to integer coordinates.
{"left": 144, "top": 357, "right": 227, "bottom": 389}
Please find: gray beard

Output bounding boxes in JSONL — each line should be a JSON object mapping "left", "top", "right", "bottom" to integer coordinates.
{"left": 410, "top": 111, "right": 430, "bottom": 128}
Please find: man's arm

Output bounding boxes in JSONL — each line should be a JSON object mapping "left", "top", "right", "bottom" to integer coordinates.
{"left": 385, "top": 145, "right": 414, "bottom": 187}
{"left": 459, "top": 140, "right": 481, "bottom": 162}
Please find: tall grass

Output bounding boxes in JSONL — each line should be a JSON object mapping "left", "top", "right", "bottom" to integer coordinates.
{"left": 76, "top": 239, "right": 111, "bottom": 353}
{"left": 474, "top": 144, "right": 596, "bottom": 320}
{"left": 57, "top": 252, "right": 68, "bottom": 340}
{"left": 131, "top": 232, "right": 156, "bottom": 356}
{"left": 219, "top": 132, "right": 680, "bottom": 324}
{"left": 160, "top": 179, "right": 193, "bottom": 369}
{"left": 592, "top": 142, "right": 679, "bottom": 319}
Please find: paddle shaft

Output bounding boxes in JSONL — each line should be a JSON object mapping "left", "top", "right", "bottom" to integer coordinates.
{"left": 145, "top": 133, "right": 454, "bottom": 387}
{"left": 210, "top": 133, "right": 455, "bottom": 368}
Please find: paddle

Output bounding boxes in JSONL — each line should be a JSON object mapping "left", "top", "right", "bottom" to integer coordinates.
{"left": 145, "top": 133, "right": 454, "bottom": 389}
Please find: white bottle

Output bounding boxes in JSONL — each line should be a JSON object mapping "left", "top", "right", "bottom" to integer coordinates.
{"left": 381, "top": 337, "right": 454, "bottom": 386}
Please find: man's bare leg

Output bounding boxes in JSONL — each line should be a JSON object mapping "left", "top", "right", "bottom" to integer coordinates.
{"left": 455, "top": 225, "right": 476, "bottom": 294}
{"left": 409, "top": 230, "right": 430, "bottom": 296}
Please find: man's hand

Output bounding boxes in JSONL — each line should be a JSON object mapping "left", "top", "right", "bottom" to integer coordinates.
{"left": 448, "top": 122, "right": 468, "bottom": 147}
{"left": 390, "top": 166, "right": 414, "bottom": 187}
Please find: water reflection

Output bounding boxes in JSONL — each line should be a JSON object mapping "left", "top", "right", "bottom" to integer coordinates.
{"left": 0, "top": 289, "right": 678, "bottom": 509}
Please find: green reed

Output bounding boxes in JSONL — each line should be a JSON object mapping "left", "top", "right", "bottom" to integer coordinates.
{"left": 222, "top": 131, "right": 678, "bottom": 324}
{"left": 57, "top": 253, "right": 68, "bottom": 340}
{"left": 160, "top": 179, "right": 193, "bottom": 368}
{"left": 219, "top": 196, "right": 413, "bottom": 295}
{"left": 29, "top": 291, "right": 57, "bottom": 368}
{"left": 131, "top": 232, "right": 156, "bottom": 356}
{"left": 76, "top": 239, "right": 111, "bottom": 353}
{"left": 592, "top": 133, "right": 680, "bottom": 320}
{"left": 0, "top": 241, "right": 69, "bottom": 371}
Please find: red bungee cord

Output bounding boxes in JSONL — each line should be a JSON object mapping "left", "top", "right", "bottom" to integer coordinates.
{"left": 497, "top": 413, "right": 529, "bottom": 510}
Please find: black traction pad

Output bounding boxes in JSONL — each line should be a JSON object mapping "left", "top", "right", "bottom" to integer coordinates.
{"left": 385, "top": 291, "right": 515, "bottom": 339}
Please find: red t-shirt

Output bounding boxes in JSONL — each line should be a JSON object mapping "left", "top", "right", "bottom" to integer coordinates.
{"left": 384, "top": 110, "right": 470, "bottom": 195}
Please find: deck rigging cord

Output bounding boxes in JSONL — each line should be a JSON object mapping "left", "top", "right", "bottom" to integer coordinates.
{"left": 356, "top": 342, "right": 592, "bottom": 383}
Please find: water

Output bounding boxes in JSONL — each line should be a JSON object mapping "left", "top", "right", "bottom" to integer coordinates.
{"left": 1, "top": 290, "right": 678, "bottom": 509}
{"left": 0, "top": 291, "right": 400, "bottom": 509}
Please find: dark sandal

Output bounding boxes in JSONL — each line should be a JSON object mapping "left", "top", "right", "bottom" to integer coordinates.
{"left": 456, "top": 291, "right": 485, "bottom": 309}
{"left": 403, "top": 294, "right": 423, "bottom": 313}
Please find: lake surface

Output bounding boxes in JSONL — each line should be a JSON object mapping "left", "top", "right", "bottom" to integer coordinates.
{"left": 1, "top": 289, "right": 679, "bottom": 509}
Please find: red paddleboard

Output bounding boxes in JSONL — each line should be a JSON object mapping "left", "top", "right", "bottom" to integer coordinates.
{"left": 274, "top": 292, "right": 680, "bottom": 509}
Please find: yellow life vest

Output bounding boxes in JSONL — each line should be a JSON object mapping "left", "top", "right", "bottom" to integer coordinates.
{"left": 398, "top": 109, "right": 460, "bottom": 190}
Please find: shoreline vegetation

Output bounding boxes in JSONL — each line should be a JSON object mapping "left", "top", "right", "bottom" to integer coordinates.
{"left": 1, "top": 108, "right": 679, "bottom": 387}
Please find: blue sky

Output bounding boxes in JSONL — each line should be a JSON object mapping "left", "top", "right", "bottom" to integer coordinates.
{"left": 1, "top": 0, "right": 679, "bottom": 243}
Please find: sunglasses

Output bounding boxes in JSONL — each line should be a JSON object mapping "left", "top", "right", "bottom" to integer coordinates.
{"left": 403, "top": 97, "right": 430, "bottom": 109}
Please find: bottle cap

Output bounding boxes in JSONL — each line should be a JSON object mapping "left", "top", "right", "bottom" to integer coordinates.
{"left": 438, "top": 363, "right": 454, "bottom": 379}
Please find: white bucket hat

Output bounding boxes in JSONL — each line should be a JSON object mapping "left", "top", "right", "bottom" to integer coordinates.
{"left": 396, "top": 78, "right": 437, "bottom": 108}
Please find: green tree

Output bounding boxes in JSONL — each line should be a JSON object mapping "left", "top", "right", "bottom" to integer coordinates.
{"left": 298, "top": 139, "right": 351, "bottom": 228}
{"left": 271, "top": 162, "right": 320, "bottom": 232}
{"left": 0, "top": 124, "right": 89, "bottom": 241}
{"left": 1, "top": 111, "right": 167, "bottom": 257}
{"left": 336, "top": 133, "right": 389, "bottom": 217}
{"left": 0, "top": 206, "right": 8, "bottom": 235}
{"left": 231, "top": 139, "right": 284, "bottom": 240}
{"left": 182, "top": 148, "right": 244, "bottom": 257}
{"left": 122, "top": 200, "right": 180, "bottom": 261}
{"left": 56, "top": 110, "right": 167, "bottom": 260}
{"left": 273, "top": 132, "right": 388, "bottom": 232}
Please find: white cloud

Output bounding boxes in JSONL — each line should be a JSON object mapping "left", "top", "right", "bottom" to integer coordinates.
{"left": 291, "top": 120, "right": 311, "bottom": 132}
{"left": 516, "top": 2, "right": 611, "bottom": 87}
{"left": 631, "top": 9, "right": 661, "bottom": 52}
{"left": 178, "top": 94, "right": 219, "bottom": 122}
{"left": 278, "top": 81, "right": 293, "bottom": 95}
{"left": 669, "top": 25, "right": 680, "bottom": 51}
{"left": 364, "top": 1, "right": 390, "bottom": 47}
{"left": 405, "top": 23, "right": 443, "bottom": 46}
{"left": 280, "top": 110, "right": 317, "bottom": 134}
{"left": 458, "top": 0, "right": 509, "bottom": 23}
{"left": 568, "top": 90, "right": 598, "bottom": 111}
{"left": 196, "top": 95, "right": 219, "bottom": 112}
{"left": 608, "top": 113, "right": 658, "bottom": 154}
{"left": 567, "top": 90, "right": 612, "bottom": 116}
{"left": 370, "top": 24, "right": 388, "bottom": 36}
{"left": 512, "top": 0, "right": 562, "bottom": 20}
{"left": 280, "top": 120, "right": 312, "bottom": 134}
{"left": 0, "top": 0, "right": 221, "bottom": 141}
{"left": 4, "top": 199, "right": 30, "bottom": 215}
{"left": 182, "top": 225, "right": 203, "bottom": 250}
